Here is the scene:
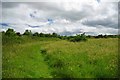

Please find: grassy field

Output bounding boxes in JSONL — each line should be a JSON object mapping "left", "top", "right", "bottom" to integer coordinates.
{"left": 2, "top": 37, "right": 118, "bottom": 78}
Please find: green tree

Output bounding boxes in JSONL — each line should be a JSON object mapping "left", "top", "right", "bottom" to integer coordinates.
{"left": 23, "top": 30, "right": 32, "bottom": 36}
{"left": 5, "top": 28, "right": 16, "bottom": 36}
{"left": 52, "top": 33, "right": 58, "bottom": 37}
{"left": 39, "top": 33, "right": 45, "bottom": 37}
{"left": 33, "top": 32, "right": 39, "bottom": 36}
{"left": 16, "top": 32, "right": 21, "bottom": 36}
{"left": 80, "top": 32, "right": 87, "bottom": 41}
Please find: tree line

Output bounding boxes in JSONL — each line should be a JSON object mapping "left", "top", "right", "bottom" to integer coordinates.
{"left": 1, "top": 28, "right": 120, "bottom": 43}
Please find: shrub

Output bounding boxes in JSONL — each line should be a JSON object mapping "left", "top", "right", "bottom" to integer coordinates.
{"left": 69, "top": 33, "right": 87, "bottom": 42}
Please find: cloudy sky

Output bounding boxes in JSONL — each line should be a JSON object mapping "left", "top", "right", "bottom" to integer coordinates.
{"left": 0, "top": 0, "right": 119, "bottom": 36}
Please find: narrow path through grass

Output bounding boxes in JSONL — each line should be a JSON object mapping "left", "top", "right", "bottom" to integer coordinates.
{"left": 3, "top": 41, "right": 53, "bottom": 78}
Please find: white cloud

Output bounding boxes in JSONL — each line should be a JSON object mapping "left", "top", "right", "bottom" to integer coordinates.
{"left": 1, "top": 1, "right": 118, "bottom": 35}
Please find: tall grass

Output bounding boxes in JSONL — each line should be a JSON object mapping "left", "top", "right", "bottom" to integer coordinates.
{"left": 2, "top": 40, "right": 53, "bottom": 78}
{"left": 43, "top": 38, "right": 118, "bottom": 78}
{"left": 2, "top": 37, "right": 118, "bottom": 78}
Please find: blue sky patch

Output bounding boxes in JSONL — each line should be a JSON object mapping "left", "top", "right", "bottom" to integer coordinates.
{"left": 0, "top": 23, "right": 9, "bottom": 27}
{"left": 48, "top": 18, "right": 54, "bottom": 25}
{"left": 27, "top": 24, "right": 40, "bottom": 28}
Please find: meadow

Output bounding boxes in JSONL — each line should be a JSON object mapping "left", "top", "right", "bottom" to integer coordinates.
{"left": 2, "top": 35, "right": 118, "bottom": 78}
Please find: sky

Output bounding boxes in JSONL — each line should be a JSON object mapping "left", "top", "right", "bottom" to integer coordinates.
{"left": 0, "top": 0, "right": 119, "bottom": 36}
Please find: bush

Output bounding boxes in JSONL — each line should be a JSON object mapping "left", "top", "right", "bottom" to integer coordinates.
{"left": 2, "top": 35, "right": 23, "bottom": 45}
{"left": 69, "top": 33, "right": 87, "bottom": 42}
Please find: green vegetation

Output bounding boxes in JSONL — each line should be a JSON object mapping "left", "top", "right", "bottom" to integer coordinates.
{"left": 69, "top": 33, "right": 87, "bottom": 42}
{"left": 2, "top": 28, "right": 119, "bottom": 78}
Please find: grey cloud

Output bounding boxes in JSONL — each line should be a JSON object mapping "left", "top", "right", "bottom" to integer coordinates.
{"left": 2, "top": 2, "right": 93, "bottom": 21}
{"left": 28, "top": 2, "right": 62, "bottom": 11}
{"left": 4, "top": 2, "right": 62, "bottom": 12}
{"left": 82, "top": 17, "right": 118, "bottom": 29}
{"left": 50, "top": 10, "right": 93, "bottom": 22}
{"left": 2, "top": 2, "right": 21, "bottom": 8}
